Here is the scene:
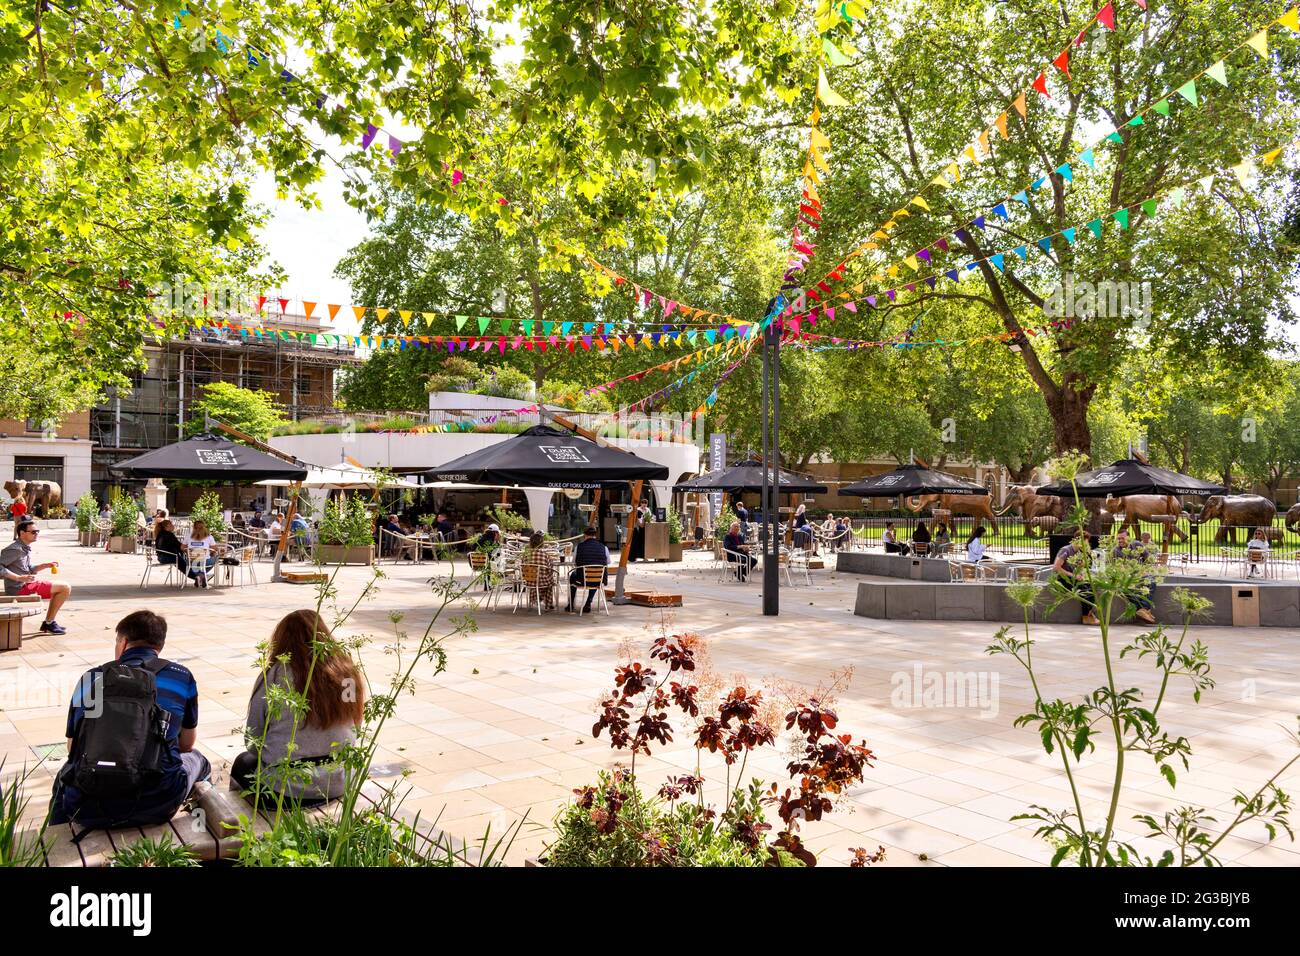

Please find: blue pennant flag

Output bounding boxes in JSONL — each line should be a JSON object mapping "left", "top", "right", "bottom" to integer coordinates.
{"left": 1037, "top": 237, "right": 1053, "bottom": 254}
{"left": 989, "top": 254, "right": 1005, "bottom": 271}
{"left": 1078, "top": 148, "right": 1096, "bottom": 169}
{"left": 1014, "top": 245, "right": 1028, "bottom": 260}
{"left": 945, "top": 269, "right": 959, "bottom": 282}
{"left": 1062, "top": 227, "right": 1077, "bottom": 245}
{"left": 992, "top": 203, "right": 1008, "bottom": 219}
{"left": 1012, "top": 190, "right": 1029, "bottom": 205}
{"left": 1032, "top": 176, "right": 1047, "bottom": 190}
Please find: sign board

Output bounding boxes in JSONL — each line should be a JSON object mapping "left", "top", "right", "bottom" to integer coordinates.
{"left": 538, "top": 445, "right": 590, "bottom": 464}
{"left": 709, "top": 433, "right": 726, "bottom": 522}
{"left": 610, "top": 504, "right": 633, "bottom": 515}
{"left": 196, "top": 449, "right": 238, "bottom": 467}
{"left": 578, "top": 503, "right": 597, "bottom": 512}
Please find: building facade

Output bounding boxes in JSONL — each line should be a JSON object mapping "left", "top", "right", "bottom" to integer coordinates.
{"left": 0, "top": 411, "right": 94, "bottom": 510}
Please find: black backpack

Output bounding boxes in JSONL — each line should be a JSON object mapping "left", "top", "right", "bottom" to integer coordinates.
{"left": 72, "top": 657, "right": 172, "bottom": 798}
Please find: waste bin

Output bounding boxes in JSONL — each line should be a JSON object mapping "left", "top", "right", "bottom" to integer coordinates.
{"left": 1232, "top": 586, "right": 1259, "bottom": 627}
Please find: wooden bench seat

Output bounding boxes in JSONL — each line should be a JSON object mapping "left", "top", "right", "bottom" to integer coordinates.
{"left": 0, "top": 602, "right": 43, "bottom": 651}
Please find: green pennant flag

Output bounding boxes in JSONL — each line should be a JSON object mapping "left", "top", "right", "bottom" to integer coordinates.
{"left": 1168, "top": 186, "right": 1186, "bottom": 207}
{"left": 1106, "top": 130, "right": 1124, "bottom": 144}
{"left": 455, "top": 315, "right": 469, "bottom": 331}
{"left": 1176, "top": 80, "right": 1198, "bottom": 107}
{"left": 1087, "top": 218, "right": 1104, "bottom": 239}
{"left": 310, "top": 334, "right": 319, "bottom": 344}
{"left": 1153, "top": 99, "right": 1170, "bottom": 116}
{"left": 1127, "top": 115, "right": 1144, "bottom": 127}
{"left": 822, "top": 37, "right": 852, "bottom": 66}
{"left": 1141, "top": 198, "right": 1158, "bottom": 217}
{"left": 1113, "top": 208, "right": 1130, "bottom": 230}
{"left": 477, "top": 317, "right": 490, "bottom": 334}
{"left": 521, "top": 320, "right": 534, "bottom": 335}
{"left": 498, "top": 318, "right": 511, "bottom": 334}
{"left": 688, "top": 332, "right": 698, "bottom": 345}
{"left": 1205, "top": 60, "right": 1228, "bottom": 87}
{"left": 542, "top": 321, "right": 554, "bottom": 336}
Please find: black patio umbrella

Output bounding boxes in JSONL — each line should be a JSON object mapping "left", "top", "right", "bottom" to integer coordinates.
{"left": 838, "top": 464, "right": 987, "bottom": 498}
{"left": 109, "top": 433, "right": 308, "bottom": 483}
{"left": 672, "top": 459, "right": 828, "bottom": 495}
{"left": 1036, "top": 459, "right": 1227, "bottom": 498}
{"left": 422, "top": 425, "right": 668, "bottom": 489}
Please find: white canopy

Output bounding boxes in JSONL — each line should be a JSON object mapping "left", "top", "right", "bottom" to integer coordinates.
{"left": 256, "top": 462, "right": 420, "bottom": 490}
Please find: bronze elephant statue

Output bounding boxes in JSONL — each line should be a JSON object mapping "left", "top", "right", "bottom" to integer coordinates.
{"left": 1198, "top": 494, "right": 1276, "bottom": 545}
{"left": 3, "top": 478, "right": 62, "bottom": 516}
{"left": 997, "top": 485, "right": 1066, "bottom": 537}
{"left": 1104, "top": 495, "right": 1188, "bottom": 542}
{"left": 906, "top": 493, "right": 999, "bottom": 534}
{"left": 1285, "top": 503, "right": 1300, "bottom": 535}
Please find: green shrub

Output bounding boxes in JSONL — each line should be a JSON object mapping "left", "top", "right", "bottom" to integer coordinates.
{"left": 190, "top": 490, "right": 226, "bottom": 535}
{"left": 109, "top": 491, "right": 138, "bottom": 538}
{"left": 486, "top": 504, "right": 529, "bottom": 534}
{"left": 667, "top": 506, "right": 684, "bottom": 544}
{"left": 318, "top": 495, "right": 373, "bottom": 547}
{"left": 73, "top": 492, "right": 98, "bottom": 533}
{"left": 109, "top": 835, "right": 200, "bottom": 868}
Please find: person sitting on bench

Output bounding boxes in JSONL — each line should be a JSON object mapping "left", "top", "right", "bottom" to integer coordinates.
{"left": 232, "top": 609, "right": 364, "bottom": 806}
{"left": 1, "top": 518, "right": 71, "bottom": 634}
{"left": 49, "top": 610, "right": 210, "bottom": 828}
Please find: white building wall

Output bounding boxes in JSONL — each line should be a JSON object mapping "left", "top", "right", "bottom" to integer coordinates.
{"left": 0, "top": 438, "right": 94, "bottom": 506}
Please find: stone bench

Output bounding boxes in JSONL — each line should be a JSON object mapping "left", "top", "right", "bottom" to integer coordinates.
{"left": 22, "top": 772, "right": 451, "bottom": 866}
{"left": 837, "top": 550, "right": 996, "bottom": 581}
{"left": 852, "top": 579, "right": 1295, "bottom": 627}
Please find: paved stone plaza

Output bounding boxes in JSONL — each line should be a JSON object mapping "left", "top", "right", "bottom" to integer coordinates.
{"left": 3, "top": 529, "right": 1299, "bottom": 867}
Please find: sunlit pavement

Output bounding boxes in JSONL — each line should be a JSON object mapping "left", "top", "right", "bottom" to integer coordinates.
{"left": 3, "top": 529, "right": 1299, "bottom": 867}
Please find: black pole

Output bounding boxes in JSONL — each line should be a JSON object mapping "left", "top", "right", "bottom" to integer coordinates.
{"left": 760, "top": 316, "right": 770, "bottom": 588}
{"left": 762, "top": 298, "right": 783, "bottom": 616}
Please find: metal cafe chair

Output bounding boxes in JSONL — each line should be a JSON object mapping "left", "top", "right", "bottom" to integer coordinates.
{"left": 139, "top": 541, "right": 184, "bottom": 589}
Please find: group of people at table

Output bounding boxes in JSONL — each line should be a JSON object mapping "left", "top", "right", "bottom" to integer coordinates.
{"left": 147, "top": 509, "right": 307, "bottom": 588}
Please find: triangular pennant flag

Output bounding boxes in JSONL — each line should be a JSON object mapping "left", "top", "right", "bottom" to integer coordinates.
{"left": 978, "top": 129, "right": 991, "bottom": 155}
{"left": 1012, "top": 92, "right": 1028, "bottom": 118}
{"left": 1153, "top": 99, "right": 1170, "bottom": 117}
{"left": 963, "top": 145, "right": 977, "bottom": 163}
{"left": 1096, "top": 2, "right": 1115, "bottom": 30}
{"left": 816, "top": 66, "right": 849, "bottom": 106}
{"left": 1052, "top": 48, "right": 1070, "bottom": 79}
{"left": 1280, "top": 7, "right": 1299, "bottom": 31}
{"left": 1113, "top": 208, "right": 1130, "bottom": 229}
{"left": 821, "top": 36, "right": 852, "bottom": 66}
{"left": 992, "top": 202, "right": 1008, "bottom": 219}
{"left": 1038, "top": 237, "right": 1053, "bottom": 254}
{"left": 989, "top": 253, "right": 1005, "bottom": 271}
{"left": 1014, "top": 245, "right": 1028, "bottom": 260}
{"left": 809, "top": 126, "right": 832, "bottom": 151}
{"left": 301, "top": 301, "right": 316, "bottom": 319}
{"left": 1078, "top": 148, "right": 1096, "bottom": 169}
{"left": 1141, "top": 198, "right": 1158, "bottom": 217}
{"left": 1032, "top": 72, "right": 1050, "bottom": 99}
{"left": 1199, "top": 173, "right": 1215, "bottom": 195}
{"left": 1106, "top": 130, "right": 1124, "bottom": 144}
{"left": 1246, "top": 29, "right": 1269, "bottom": 58}
{"left": 1205, "top": 60, "right": 1228, "bottom": 87}
{"left": 1176, "top": 80, "right": 1198, "bottom": 107}
{"left": 1054, "top": 163, "right": 1073, "bottom": 182}
{"left": 904, "top": 256, "right": 919, "bottom": 272}
{"left": 374, "top": 307, "right": 389, "bottom": 323}
{"left": 327, "top": 304, "right": 341, "bottom": 321}
{"left": 478, "top": 317, "right": 491, "bottom": 334}
{"left": 1231, "top": 159, "right": 1255, "bottom": 188}
{"left": 1127, "top": 115, "right": 1144, "bottom": 126}
{"left": 1167, "top": 186, "right": 1187, "bottom": 207}
{"left": 398, "top": 309, "right": 412, "bottom": 327}
{"left": 910, "top": 195, "right": 930, "bottom": 212}
{"left": 946, "top": 163, "right": 961, "bottom": 183}
{"left": 1087, "top": 218, "right": 1104, "bottom": 239}
{"left": 930, "top": 172, "right": 950, "bottom": 189}
{"left": 1062, "top": 227, "right": 1077, "bottom": 244}
{"left": 1011, "top": 190, "right": 1029, "bottom": 206}
{"left": 1262, "top": 148, "right": 1283, "bottom": 166}
{"left": 994, "top": 112, "right": 1009, "bottom": 139}
{"left": 422, "top": 312, "right": 437, "bottom": 327}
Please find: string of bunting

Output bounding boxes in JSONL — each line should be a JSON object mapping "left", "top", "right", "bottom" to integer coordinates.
{"left": 791, "top": 5, "right": 1300, "bottom": 308}
{"left": 774, "top": 140, "right": 1293, "bottom": 334}
{"left": 614, "top": 338, "right": 756, "bottom": 416}
{"left": 781, "top": 314, "right": 1083, "bottom": 351}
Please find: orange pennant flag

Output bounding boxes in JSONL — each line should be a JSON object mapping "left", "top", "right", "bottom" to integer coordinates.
{"left": 352, "top": 306, "right": 367, "bottom": 322}
{"left": 1012, "top": 92, "right": 1028, "bottom": 118}
{"left": 994, "top": 112, "right": 1009, "bottom": 139}
{"left": 327, "top": 304, "right": 341, "bottom": 321}
{"left": 301, "top": 301, "right": 316, "bottom": 319}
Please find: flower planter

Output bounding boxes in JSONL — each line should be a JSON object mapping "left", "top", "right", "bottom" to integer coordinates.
{"left": 78, "top": 530, "right": 99, "bottom": 548}
{"left": 316, "top": 544, "right": 375, "bottom": 566}
{"left": 668, "top": 541, "right": 683, "bottom": 562}
{"left": 107, "top": 536, "right": 136, "bottom": 554}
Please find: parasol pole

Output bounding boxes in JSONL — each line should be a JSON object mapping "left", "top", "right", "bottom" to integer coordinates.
{"left": 611, "top": 480, "right": 642, "bottom": 603}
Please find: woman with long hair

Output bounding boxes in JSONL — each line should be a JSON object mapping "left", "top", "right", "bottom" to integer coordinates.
{"left": 232, "top": 609, "right": 366, "bottom": 804}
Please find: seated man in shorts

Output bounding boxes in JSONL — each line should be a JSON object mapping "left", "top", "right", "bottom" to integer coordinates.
{"left": 0, "top": 518, "right": 71, "bottom": 634}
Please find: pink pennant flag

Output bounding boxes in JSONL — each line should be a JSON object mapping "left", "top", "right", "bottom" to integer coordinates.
{"left": 824, "top": 307, "right": 835, "bottom": 322}
{"left": 663, "top": 299, "right": 677, "bottom": 318}
{"left": 1097, "top": 3, "right": 1116, "bottom": 30}
{"left": 844, "top": 301, "right": 857, "bottom": 313}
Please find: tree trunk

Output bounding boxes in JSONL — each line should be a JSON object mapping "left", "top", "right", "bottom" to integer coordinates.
{"left": 1007, "top": 462, "right": 1036, "bottom": 483}
{"left": 1045, "top": 373, "right": 1095, "bottom": 459}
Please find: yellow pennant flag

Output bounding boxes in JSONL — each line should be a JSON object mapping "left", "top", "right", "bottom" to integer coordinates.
{"left": 893, "top": 208, "right": 910, "bottom": 219}
{"left": 375, "top": 307, "right": 390, "bottom": 323}
{"left": 853, "top": 282, "right": 865, "bottom": 294}
{"left": 910, "top": 195, "right": 930, "bottom": 212}
{"left": 816, "top": 66, "right": 850, "bottom": 107}
{"left": 994, "top": 112, "right": 1009, "bottom": 139}
{"left": 871, "top": 229, "right": 887, "bottom": 240}
{"left": 810, "top": 145, "right": 831, "bottom": 174}
{"left": 931, "top": 172, "right": 949, "bottom": 189}
{"left": 423, "top": 312, "right": 437, "bottom": 327}
{"left": 863, "top": 242, "right": 880, "bottom": 251}
{"left": 398, "top": 309, "right": 413, "bottom": 327}
{"left": 946, "top": 162, "right": 961, "bottom": 183}
{"left": 883, "top": 220, "right": 897, "bottom": 232}
{"left": 805, "top": 163, "right": 823, "bottom": 186}
{"left": 887, "top": 265, "right": 900, "bottom": 279}
{"left": 978, "top": 130, "right": 991, "bottom": 155}
{"left": 1262, "top": 147, "right": 1283, "bottom": 165}
{"left": 1278, "top": 8, "right": 1298, "bottom": 31}
{"left": 809, "top": 104, "right": 822, "bottom": 126}
{"left": 352, "top": 306, "right": 367, "bottom": 322}
{"left": 903, "top": 256, "right": 919, "bottom": 272}
{"left": 1231, "top": 159, "right": 1255, "bottom": 187}
{"left": 1246, "top": 29, "right": 1269, "bottom": 58}
{"left": 1012, "top": 92, "right": 1028, "bottom": 118}
{"left": 963, "top": 145, "right": 977, "bottom": 164}
{"left": 809, "top": 127, "right": 832, "bottom": 151}
{"left": 804, "top": 179, "right": 822, "bottom": 203}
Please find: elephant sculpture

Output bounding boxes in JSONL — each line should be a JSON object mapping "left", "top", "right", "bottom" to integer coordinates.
{"left": 1103, "top": 495, "right": 1188, "bottom": 542}
{"left": 906, "top": 493, "right": 999, "bottom": 534}
{"left": 2, "top": 479, "right": 62, "bottom": 516}
{"left": 1198, "top": 495, "right": 1277, "bottom": 545}
{"left": 997, "top": 485, "right": 1066, "bottom": 537}
{"left": 1285, "top": 503, "right": 1300, "bottom": 535}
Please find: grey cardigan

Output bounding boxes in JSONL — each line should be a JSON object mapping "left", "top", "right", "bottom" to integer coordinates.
{"left": 244, "top": 662, "right": 358, "bottom": 801}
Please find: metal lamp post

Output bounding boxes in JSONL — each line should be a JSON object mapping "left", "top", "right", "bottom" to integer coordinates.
{"left": 760, "top": 296, "right": 785, "bottom": 616}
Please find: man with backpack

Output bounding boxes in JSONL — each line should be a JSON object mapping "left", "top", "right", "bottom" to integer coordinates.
{"left": 49, "top": 610, "right": 210, "bottom": 829}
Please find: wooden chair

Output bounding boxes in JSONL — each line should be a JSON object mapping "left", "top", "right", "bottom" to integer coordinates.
{"left": 574, "top": 565, "right": 610, "bottom": 617}
{"left": 513, "top": 561, "right": 553, "bottom": 614}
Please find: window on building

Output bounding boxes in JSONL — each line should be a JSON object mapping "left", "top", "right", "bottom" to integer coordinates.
{"left": 14, "top": 455, "right": 65, "bottom": 488}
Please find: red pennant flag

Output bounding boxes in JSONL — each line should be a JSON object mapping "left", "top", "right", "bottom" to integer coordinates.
{"left": 1053, "top": 49, "right": 1070, "bottom": 79}
{"left": 1097, "top": 3, "right": 1116, "bottom": 30}
{"left": 1032, "top": 73, "right": 1051, "bottom": 98}
{"left": 256, "top": 295, "right": 267, "bottom": 313}
{"left": 277, "top": 297, "right": 289, "bottom": 313}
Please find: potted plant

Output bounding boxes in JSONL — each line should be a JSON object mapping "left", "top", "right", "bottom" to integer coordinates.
{"left": 107, "top": 491, "right": 138, "bottom": 553}
{"left": 666, "top": 506, "right": 684, "bottom": 562}
{"left": 189, "top": 491, "right": 227, "bottom": 536}
{"left": 317, "top": 495, "right": 375, "bottom": 565}
{"left": 74, "top": 492, "right": 98, "bottom": 547}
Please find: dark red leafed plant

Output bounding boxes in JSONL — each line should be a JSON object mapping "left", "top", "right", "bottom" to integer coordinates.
{"left": 574, "top": 632, "right": 882, "bottom": 867}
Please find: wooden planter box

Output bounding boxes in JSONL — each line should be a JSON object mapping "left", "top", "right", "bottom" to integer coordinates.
{"left": 78, "top": 530, "right": 98, "bottom": 547}
{"left": 107, "top": 536, "right": 136, "bottom": 554}
{"left": 317, "top": 544, "right": 374, "bottom": 566}
{"left": 668, "top": 541, "right": 683, "bottom": 562}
